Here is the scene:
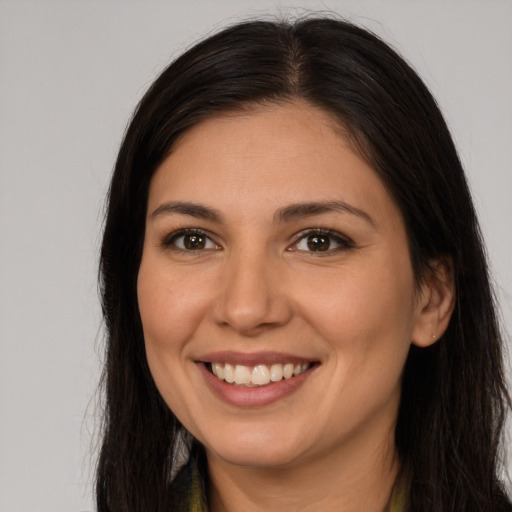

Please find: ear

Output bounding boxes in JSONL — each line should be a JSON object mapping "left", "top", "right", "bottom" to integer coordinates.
{"left": 411, "top": 257, "right": 456, "bottom": 348}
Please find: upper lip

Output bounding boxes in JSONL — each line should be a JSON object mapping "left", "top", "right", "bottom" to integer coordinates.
{"left": 197, "top": 351, "right": 318, "bottom": 366}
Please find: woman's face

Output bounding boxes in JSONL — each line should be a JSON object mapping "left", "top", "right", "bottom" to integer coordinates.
{"left": 137, "top": 102, "right": 429, "bottom": 470}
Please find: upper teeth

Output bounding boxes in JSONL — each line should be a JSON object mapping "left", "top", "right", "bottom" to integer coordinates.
{"left": 211, "top": 362, "right": 310, "bottom": 387}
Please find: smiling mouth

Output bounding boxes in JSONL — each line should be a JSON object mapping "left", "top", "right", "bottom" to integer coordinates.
{"left": 206, "top": 362, "right": 314, "bottom": 387}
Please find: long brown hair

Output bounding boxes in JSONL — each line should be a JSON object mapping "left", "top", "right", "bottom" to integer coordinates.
{"left": 97, "top": 17, "right": 511, "bottom": 511}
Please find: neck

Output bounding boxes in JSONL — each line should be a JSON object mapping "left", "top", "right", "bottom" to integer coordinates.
{"left": 207, "top": 429, "right": 400, "bottom": 512}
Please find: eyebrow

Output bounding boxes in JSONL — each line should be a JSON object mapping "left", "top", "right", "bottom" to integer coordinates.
{"left": 274, "top": 200, "right": 375, "bottom": 226}
{"left": 151, "top": 201, "right": 224, "bottom": 222}
{"left": 151, "top": 199, "right": 374, "bottom": 226}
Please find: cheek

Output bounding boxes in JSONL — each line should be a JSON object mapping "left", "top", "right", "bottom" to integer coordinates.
{"left": 299, "top": 260, "right": 415, "bottom": 423}
{"left": 137, "top": 258, "right": 211, "bottom": 351}
{"left": 297, "top": 259, "right": 416, "bottom": 349}
{"left": 136, "top": 258, "right": 207, "bottom": 413}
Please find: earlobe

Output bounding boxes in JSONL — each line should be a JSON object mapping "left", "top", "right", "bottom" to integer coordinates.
{"left": 411, "top": 257, "right": 456, "bottom": 348}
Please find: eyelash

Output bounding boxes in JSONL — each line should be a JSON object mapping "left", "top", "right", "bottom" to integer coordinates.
{"left": 161, "top": 228, "right": 219, "bottom": 252}
{"left": 160, "top": 228, "right": 354, "bottom": 254}
{"left": 290, "top": 228, "right": 354, "bottom": 255}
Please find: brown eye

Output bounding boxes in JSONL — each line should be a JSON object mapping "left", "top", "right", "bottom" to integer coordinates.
{"left": 306, "top": 235, "right": 330, "bottom": 251}
{"left": 183, "top": 233, "right": 206, "bottom": 250}
{"left": 167, "top": 230, "right": 219, "bottom": 251}
{"left": 292, "top": 230, "right": 352, "bottom": 254}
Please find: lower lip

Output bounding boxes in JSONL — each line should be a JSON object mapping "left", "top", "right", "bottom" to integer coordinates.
{"left": 197, "top": 363, "right": 316, "bottom": 407}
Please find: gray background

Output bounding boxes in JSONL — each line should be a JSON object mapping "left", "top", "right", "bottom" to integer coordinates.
{"left": 0, "top": 1, "right": 511, "bottom": 510}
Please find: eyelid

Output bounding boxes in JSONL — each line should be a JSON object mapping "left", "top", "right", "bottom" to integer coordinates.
{"left": 161, "top": 228, "right": 220, "bottom": 251}
{"left": 288, "top": 228, "right": 354, "bottom": 253}
{"left": 159, "top": 227, "right": 353, "bottom": 254}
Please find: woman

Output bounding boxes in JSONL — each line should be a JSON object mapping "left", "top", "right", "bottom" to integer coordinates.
{"left": 96, "top": 17, "right": 511, "bottom": 511}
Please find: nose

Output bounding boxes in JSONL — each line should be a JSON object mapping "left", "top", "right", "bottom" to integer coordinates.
{"left": 211, "top": 251, "right": 293, "bottom": 336}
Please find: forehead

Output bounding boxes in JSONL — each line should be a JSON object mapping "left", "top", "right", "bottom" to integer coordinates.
{"left": 159, "top": 100, "right": 350, "bottom": 172}
{"left": 148, "top": 102, "right": 401, "bottom": 227}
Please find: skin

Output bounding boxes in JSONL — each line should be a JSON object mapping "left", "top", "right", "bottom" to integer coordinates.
{"left": 137, "top": 101, "right": 454, "bottom": 511}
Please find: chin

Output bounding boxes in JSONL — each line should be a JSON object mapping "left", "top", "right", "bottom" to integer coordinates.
{"left": 203, "top": 427, "right": 308, "bottom": 469}
{"left": 212, "top": 447, "right": 302, "bottom": 469}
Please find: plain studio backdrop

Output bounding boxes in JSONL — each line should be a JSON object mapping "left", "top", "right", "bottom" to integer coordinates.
{"left": 0, "top": 1, "right": 511, "bottom": 510}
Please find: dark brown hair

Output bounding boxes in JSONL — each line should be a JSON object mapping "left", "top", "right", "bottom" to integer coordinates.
{"left": 97, "top": 17, "right": 511, "bottom": 511}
